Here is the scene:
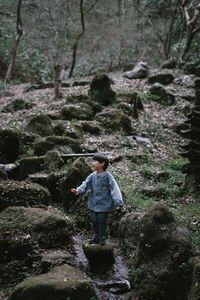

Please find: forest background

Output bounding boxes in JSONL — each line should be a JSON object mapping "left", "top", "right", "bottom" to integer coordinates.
{"left": 0, "top": 0, "right": 200, "bottom": 84}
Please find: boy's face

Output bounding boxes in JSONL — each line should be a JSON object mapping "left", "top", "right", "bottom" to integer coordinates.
{"left": 92, "top": 160, "right": 104, "bottom": 172}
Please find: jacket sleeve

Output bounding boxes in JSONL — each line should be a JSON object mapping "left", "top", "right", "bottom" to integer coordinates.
{"left": 76, "top": 173, "right": 93, "bottom": 194}
{"left": 108, "top": 173, "right": 123, "bottom": 207}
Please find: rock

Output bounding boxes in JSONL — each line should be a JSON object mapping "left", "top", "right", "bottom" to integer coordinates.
{"left": 10, "top": 264, "right": 96, "bottom": 300}
{"left": 19, "top": 156, "right": 45, "bottom": 179}
{"left": 0, "top": 180, "right": 50, "bottom": 212}
{"left": 0, "top": 163, "right": 19, "bottom": 180}
{"left": 148, "top": 72, "right": 174, "bottom": 85}
{"left": 0, "top": 129, "right": 21, "bottom": 163}
{"left": 28, "top": 172, "right": 49, "bottom": 187}
{"left": 0, "top": 206, "right": 73, "bottom": 263}
{"left": 132, "top": 203, "right": 193, "bottom": 300}
{"left": 61, "top": 103, "right": 94, "bottom": 120}
{"left": 2, "top": 98, "right": 34, "bottom": 113}
{"left": 54, "top": 121, "right": 81, "bottom": 139}
{"left": 82, "top": 243, "right": 115, "bottom": 265}
{"left": 44, "top": 150, "right": 64, "bottom": 171}
{"left": 88, "top": 73, "right": 116, "bottom": 106}
{"left": 25, "top": 114, "right": 54, "bottom": 137}
{"left": 123, "top": 61, "right": 149, "bottom": 79}
{"left": 95, "top": 108, "right": 132, "bottom": 133}
{"left": 0, "top": 167, "right": 7, "bottom": 180}
{"left": 59, "top": 158, "right": 92, "bottom": 212}
{"left": 161, "top": 59, "right": 176, "bottom": 69}
{"left": 189, "top": 257, "right": 200, "bottom": 300}
{"left": 33, "top": 138, "right": 55, "bottom": 156}
{"left": 149, "top": 83, "right": 175, "bottom": 105}
{"left": 119, "top": 212, "right": 144, "bottom": 251}
{"left": 78, "top": 121, "right": 102, "bottom": 134}
{"left": 183, "top": 61, "right": 200, "bottom": 77}
{"left": 40, "top": 250, "right": 74, "bottom": 273}
{"left": 33, "top": 136, "right": 81, "bottom": 156}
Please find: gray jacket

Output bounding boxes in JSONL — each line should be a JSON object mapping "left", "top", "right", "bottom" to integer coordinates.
{"left": 76, "top": 170, "right": 123, "bottom": 212}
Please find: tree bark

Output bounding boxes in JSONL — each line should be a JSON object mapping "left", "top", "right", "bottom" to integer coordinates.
{"left": 5, "top": 0, "right": 24, "bottom": 83}
{"left": 54, "top": 64, "right": 62, "bottom": 98}
{"left": 68, "top": 0, "right": 85, "bottom": 78}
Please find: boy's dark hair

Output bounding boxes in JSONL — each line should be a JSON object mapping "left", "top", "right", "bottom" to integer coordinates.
{"left": 93, "top": 154, "right": 109, "bottom": 170}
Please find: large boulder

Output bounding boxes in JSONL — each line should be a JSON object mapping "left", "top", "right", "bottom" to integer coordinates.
{"left": 33, "top": 135, "right": 81, "bottom": 156}
{"left": 9, "top": 264, "right": 96, "bottom": 300}
{"left": 0, "top": 206, "right": 73, "bottom": 263}
{"left": 123, "top": 61, "right": 149, "bottom": 79}
{"left": 0, "top": 180, "right": 50, "bottom": 212}
{"left": 95, "top": 108, "right": 132, "bottom": 133}
{"left": 130, "top": 203, "right": 193, "bottom": 300}
{"left": 61, "top": 103, "right": 94, "bottom": 120}
{"left": 25, "top": 115, "right": 54, "bottom": 137}
{"left": 88, "top": 74, "right": 116, "bottom": 106}
{"left": 161, "top": 59, "right": 176, "bottom": 69}
{"left": 0, "top": 206, "right": 73, "bottom": 289}
{"left": 149, "top": 83, "right": 175, "bottom": 105}
{"left": 119, "top": 211, "right": 144, "bottom": 252}
{"left": 2, "top": 98, "right": 34, "bottom": 113}
{"left": 59, "top": 158, "right": 92, "bottom": 214}
{"left": 0, "top": 129, "right": 21, "bottom": 163}
{"left": 148, "top": 72, "right": 174, "bottom": 85}
{"left": 19, "top": 156, "right": 45, "bottom": 179}
{"left": 189, "top": 257, "right": 200, "bottom": 300}
{"left": 183, "top": 61, "right": 200, "bottom": 77}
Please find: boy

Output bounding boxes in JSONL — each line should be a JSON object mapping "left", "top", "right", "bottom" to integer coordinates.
{"left": 71, "top": 154, "right": 123, "bottom": 246}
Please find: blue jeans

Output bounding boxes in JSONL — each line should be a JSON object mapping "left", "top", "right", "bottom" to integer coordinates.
{"left": 90, "top": 210, "right": 109, "bottom": 240}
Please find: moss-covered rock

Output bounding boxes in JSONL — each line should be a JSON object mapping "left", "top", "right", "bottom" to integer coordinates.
{"left": 149, "top": 83, "right": 175, "bottom": 105}
{"left": 54, "top": 121, "right": 81, "bottom": 139}
{"left": 82, "top": 243, "right": 114, "bottom": 265}
{"left": 25, "top": 115, "right": 54, "bottom": 137}
{"left": 78, "top": 121, "right": 102, "bottom": 135}
{"left": 59, "top": 158, "right": 92, "bottom": 213}
{"left": 148, "top": 72, "right": 174, "bottom": 85}
{"left": 0, "top": 206, "right": 73, "bottom": 263}
{"left": 88, "top": 74, "right": 116, "bottom": 106}
{"left": 19, "top": 156, "right": 45, "bottom": 179}
{"left": 0, "top": 129, "right": 21, "bottom": 163}
{"left": 33, "top": 138, "right": 55, "bottom": 156}
{"left": 40, "top": 250, "right": 74, "bottom": 273}
{"left": 2, "top": 98, "right": 34, "bottom": 113}
{"left": 44, "top": 136, "right": 81, "bottom": 153}
{"left": 10, "top": 264, "right": 96, "bottom": 300}
{"left": 119, "top": 212, "right": 144, "bottom": 252}
{"left": 0, "top": 180, "right": 50, "bottom": 212}
{"left": 131, "top": 203, "right": 193, "bottom": 300}
{"left": 95, "top": 108, "right": 132, "bottom": 133}
{"left": 61, "top": 103, "right": 94, "bottom": 120}
{"left": 44, "top": 150, "right": 64, "bottom": 171}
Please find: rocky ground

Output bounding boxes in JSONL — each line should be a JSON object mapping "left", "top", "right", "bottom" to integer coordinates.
{"left": 0, "top": 68, "right": 199, "bottom": 300}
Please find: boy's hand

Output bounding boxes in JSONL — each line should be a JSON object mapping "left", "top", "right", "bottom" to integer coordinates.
{"left": 71, "top": 188, "right": 79, "bottom": 195}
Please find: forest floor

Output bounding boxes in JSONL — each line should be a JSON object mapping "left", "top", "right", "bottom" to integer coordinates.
{"left": 0, "top": 70, "right": 199, "bottom": 253}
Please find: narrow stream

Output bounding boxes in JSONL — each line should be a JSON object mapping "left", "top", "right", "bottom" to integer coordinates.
{"left": 73, "top": 234, "right": 132, "bottom": 300}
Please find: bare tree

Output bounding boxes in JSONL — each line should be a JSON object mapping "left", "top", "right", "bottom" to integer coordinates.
{"left": 5, "top": 0, "right": 24, "bottom": 83}
{"left": 179, "top": 0, "right": 200, "bottom": 60}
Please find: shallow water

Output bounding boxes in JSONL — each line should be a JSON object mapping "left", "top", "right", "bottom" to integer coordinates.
{"left": 73, "top": 234, "right": 131, "bottom": 300}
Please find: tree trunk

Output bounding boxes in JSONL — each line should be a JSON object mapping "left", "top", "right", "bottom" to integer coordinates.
{"left": 68, "top": 0, "right": 85, "bottom": 78}
{"left": 54, "top": 64, "right": 62, "bottom": 99}
{"left": 5, "top": 0, "right": 24, "bottom": 83}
